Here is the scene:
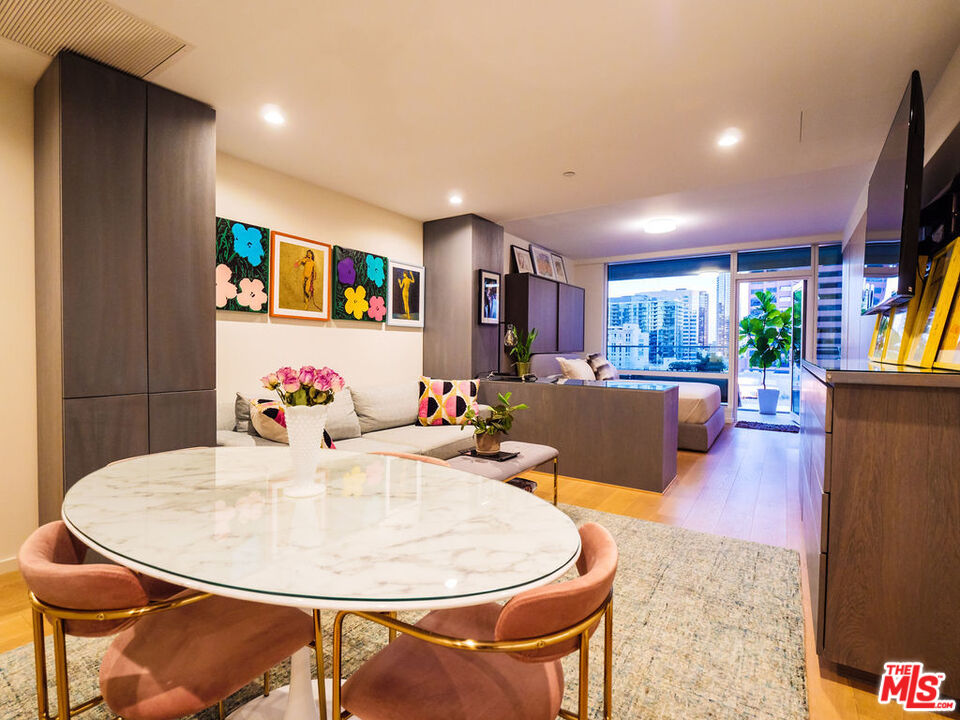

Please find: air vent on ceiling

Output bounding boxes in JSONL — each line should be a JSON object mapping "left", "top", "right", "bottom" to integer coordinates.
{"left": 0, "top": 0, "right": 189, "bottom": 77}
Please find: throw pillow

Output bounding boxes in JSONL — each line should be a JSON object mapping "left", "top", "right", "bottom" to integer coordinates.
{"left": 557, "top": 357, "right": 596, "bottom": 380}
{"left": 587, "top": 353, "right": 619, "bottom": 381}
{"left": 249, "top": 400, "right": 335, "bottom": 448}
{"left": 417, "top": 377, "right": 479, "bottom": 426}
{"left": 234, "top": 392, "right": 276, "bottom": 433}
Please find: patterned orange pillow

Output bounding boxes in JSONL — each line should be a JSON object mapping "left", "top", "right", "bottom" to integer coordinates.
{"left": 417, "top": 377, "right": 479, "bottom": 426}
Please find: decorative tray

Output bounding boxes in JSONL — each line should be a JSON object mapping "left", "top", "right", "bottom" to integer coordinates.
{"left": 457, "top": 449, "right": 520, "bottom": 462}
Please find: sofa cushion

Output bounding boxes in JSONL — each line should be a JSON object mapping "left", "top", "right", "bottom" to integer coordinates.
{"left": 326, "top": 387, "right": 362, "bottom": 441}
{"left": 417, "top": 377, "right": 479, "bottom": 426}
{"left": 587, "top": 353, "right": 619, "bottom": 381}
{"left": 362, "top": 425, "right": 475, "bottom": 460}
{"left": 351, "top": 382, "right": 419, "bottom": 433}
{"left": 217, "top": 430, "right": 283, "bottom": 448}
{"left": 249, "top": 401, "right": 334, "bottom": 448}
{"left": 333, "top": 437, "right": 420, "bottom": 455}
{"left": 557, "top": 357, "right": 595, "bottom": 380}
{"left": 233, "top": 391, "right": 277, "bottom": 433}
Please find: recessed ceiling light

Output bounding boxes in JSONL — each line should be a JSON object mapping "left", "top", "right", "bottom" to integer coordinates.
{"left": 643, "top": 217, "right": 679, "bottom": 234}
{"left": 448, "top": 193, "right": 463, "bottom": 205}
{"left": 716, "top": 127, "right": 743, "bottom": 148}
{"left": 261, "top": 104, "right": 286, "bottom": 126}
{"left": 562, "top": 170, "right": 576, "bottom": 177}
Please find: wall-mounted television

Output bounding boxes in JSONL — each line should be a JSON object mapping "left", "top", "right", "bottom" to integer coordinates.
{"left": 862, "top": 70, "right": 924, "bottom": 315}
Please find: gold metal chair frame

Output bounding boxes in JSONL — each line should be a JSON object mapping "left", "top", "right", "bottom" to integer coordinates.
{"left": 321, "top": 590, "right": 613, "bottom": 720}
{"left": 28, "top": 591, "right": 278, "bottom": 720}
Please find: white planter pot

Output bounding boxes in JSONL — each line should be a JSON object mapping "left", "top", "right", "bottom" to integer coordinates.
{"left": 757, "top": 388, "right": 780, "bottom": 415}
{"left": 284, "top": 404, "right": 329, "bottom": 496}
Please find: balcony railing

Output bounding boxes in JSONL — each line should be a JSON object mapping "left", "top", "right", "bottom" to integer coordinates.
{"left": 606, "top": 343, "right": 729, "bottom": 373}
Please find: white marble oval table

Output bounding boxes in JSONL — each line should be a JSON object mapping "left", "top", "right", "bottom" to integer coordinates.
{"left": 62, "top": 447, "right": 581, "bottom": 720}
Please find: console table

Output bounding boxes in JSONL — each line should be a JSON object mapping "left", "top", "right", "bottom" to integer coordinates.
{"left": 799, "top": 359, "right": 960, "bottom": 698}
{"left": 479, "top": 379, "right": 678, "bottom": 492}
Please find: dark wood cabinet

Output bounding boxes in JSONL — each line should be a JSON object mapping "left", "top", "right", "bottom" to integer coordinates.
{"left": 35, "top": 52, "right": 217, "bottom": 522}
{"left": 504, "top": 273, "right": 585, "bottom": 355}
{"left": 146, "top": 84, "right": 217, "bottom": 393}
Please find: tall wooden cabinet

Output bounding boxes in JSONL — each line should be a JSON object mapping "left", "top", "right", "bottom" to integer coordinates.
{"left": 504, "top": 273, "right": 585, "bottom": 354}
{"left": 35, "top": 52, "right": 216, "bottom": 522}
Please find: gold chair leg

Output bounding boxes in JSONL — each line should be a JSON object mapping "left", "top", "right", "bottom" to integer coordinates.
{"left": 217, "top": 700, "right": 225, "bottom": 719}
{"left": 386, "top": 611, "right": 397, "bottom": 643}
{"left": 313, "top": 611, "right": 328, "bottom": 720}
{"left": 332, "top": 612, "right": 348, "bottom": 720}
{"left": 51, "top": 619, "right": 70, "bottom": 720}
{"left": 32, "top": 609, "right": 49, "bottom": 720}
{"left": 604, "top": 598, "right": 613, "bottom": 719}
{"left": 553, "top": 457, "right": 559, "bottom": 505}
{"left": 262, "top": 671, "right": 270, "bottom": 697}
{"left": 578, "top": 628, "right": 590, "bottom": 720}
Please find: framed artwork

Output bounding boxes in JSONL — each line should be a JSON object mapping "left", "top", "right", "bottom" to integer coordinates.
{"left": 935, "top": 282, "right": 960, "bottom": 370}
{"left": 332, "top": 246, "right": 388, "bottom": 322}
{"left": 880, "top": 268, "right": 923, "bottom": 365}
{"left": 268, "top": 231, "right": 331, "bottom": 321}
{"left": 551, "top": 253, "right": 568, "bottom": 283}
{"left": 529, "top": 244, "right": 555, "bottom": 279}
{"left": 905, "top": 240, "right": 960, "bottom": 368}
{"left": 479, "top": 270, "right": 501, "bottom": 325}
{"left": 216, "top": 217, "right": 269, "bottom": 313}
{"left": 511, "top": 245, "right": 534, "bottom": 274}
{"left": 868, "top": 310, "right": 891, "bottom": 363}
{"left": 387, "top": 260, "right": 425, "bottom": 327}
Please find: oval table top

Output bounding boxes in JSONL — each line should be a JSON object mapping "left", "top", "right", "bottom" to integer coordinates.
{"left": 62, "top": 447, "right": 581, "bottom": 611}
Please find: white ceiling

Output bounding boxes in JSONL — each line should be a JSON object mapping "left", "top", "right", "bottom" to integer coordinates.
{"left": 3, "top": 1, "right": 960, "bottom": 259}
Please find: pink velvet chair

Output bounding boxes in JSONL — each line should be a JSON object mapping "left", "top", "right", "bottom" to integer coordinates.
{"left": 328, "top": 522, "right": 618, "bottom": 720}
{"left": 18, "top": 521, "right": 316, "bottom": 720}
{"left": 369, "top": 451, "right": 451, "bottom": 467}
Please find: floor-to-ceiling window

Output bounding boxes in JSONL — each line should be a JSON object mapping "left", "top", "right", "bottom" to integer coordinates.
{"left": 816, "top": 244, "right": 843, "bottom": 360}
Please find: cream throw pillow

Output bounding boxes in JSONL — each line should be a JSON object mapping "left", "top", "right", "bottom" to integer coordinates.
{"left": 557, "top": 357, "right": 596, "bottom": 380}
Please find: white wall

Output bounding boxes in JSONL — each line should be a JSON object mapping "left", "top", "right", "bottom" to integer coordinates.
{"left": 0, "top": 72, "right": 37, "bottom": 572}
{"left": 926, "top": 42, "right": 960, "bottom": 164}
{"left": 503, "top": 232, "right": 574, "bottom": 282}
{"left": 215, "top": 153, "right": 424, "bottom": 416}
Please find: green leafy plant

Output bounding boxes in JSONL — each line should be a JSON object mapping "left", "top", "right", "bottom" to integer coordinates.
{"left": 462, "top": 392, "right": 528, "bottom": 436}
{"left": 738, "top": 290, "right": 792, "bottom": 389}
{"left": 507, "top": 326, "right": 539, "bottom": 364}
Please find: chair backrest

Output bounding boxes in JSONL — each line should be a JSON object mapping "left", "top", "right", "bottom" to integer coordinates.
{"left": 18, "top": 521, "right": 150, "bottom": 637}
{"left": 370, "top": 451, "right": 450, "bottom": 467}
{"left": 495, "top": 522, "right": 617, "bottom": 662}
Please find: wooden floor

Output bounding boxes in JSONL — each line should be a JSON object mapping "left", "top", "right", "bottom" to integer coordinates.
{"left": 0, "top": 425, "right": 949, "bottom": 719}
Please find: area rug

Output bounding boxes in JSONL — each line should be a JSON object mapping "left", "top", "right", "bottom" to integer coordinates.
{"left": 735, "top": 420, "right": 800, "bottom": 434}
{"left": 0, "top": 506, "right": 807, "bottom": 720}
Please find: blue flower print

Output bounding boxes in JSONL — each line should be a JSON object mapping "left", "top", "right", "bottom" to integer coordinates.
{"left": 366, "top": 255, "right": 385, "bottom": 288}
{"left": 232, "top": 223, "right": 265, "bottom": 267}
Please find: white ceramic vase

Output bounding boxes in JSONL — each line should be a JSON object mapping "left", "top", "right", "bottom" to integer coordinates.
{"left": 285, "top": 404, "right": 329, "bottom": 496}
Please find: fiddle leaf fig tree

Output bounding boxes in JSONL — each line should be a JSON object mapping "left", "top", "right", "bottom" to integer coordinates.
{"left": 738, "top": 290, "right": 792, "bottom": 390}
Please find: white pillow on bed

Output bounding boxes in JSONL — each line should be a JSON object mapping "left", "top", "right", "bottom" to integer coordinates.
{"left": 557, "top": 357, "right": 596, "bottom": 380}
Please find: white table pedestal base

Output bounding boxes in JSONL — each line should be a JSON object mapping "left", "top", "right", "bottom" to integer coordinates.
{"left": 227, "top": 648, "right": 354, "bottom": 720}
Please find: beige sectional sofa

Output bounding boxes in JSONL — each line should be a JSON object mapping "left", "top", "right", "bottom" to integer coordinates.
{"left": 216, "top": 382, "right": 477, "bottom": 459}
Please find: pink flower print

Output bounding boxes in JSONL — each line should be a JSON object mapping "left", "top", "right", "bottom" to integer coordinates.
{"left": 216, "top": 264, "right": 238, "bottom": 307}
{"left": 236, "top": 278, "right": 267, "bottom": 311}
{"left": 367, "top": 295, "right": 386, "bottom": 321}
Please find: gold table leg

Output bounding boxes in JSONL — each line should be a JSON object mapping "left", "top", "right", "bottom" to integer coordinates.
{"left": 553, "top": 457, "right": 559, "bottom": 505}
{"left": 313, "top": 610, "right": 328, "bottom": 720}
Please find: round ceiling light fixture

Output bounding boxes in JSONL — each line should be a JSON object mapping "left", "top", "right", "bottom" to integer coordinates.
{"left": 716, "top": 127, "right": 743, "bottom": 148}
{"left": 261, "top": 104, "right": 286, "bottom": 126}
{"left": 448, "top": 193, "right": 463, "bottom": 206}
{"left": 642, "top": 217, "right": 679, "bottom": 234}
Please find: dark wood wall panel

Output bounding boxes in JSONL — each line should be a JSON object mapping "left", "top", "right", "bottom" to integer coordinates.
{"left": 470, "top": 216, "right": 503, "bottom": 377}
{"left": 149, "top": 390, "right": 217, "bottom": 453}
{"left": 147, "top": 85, "right": 217, "bottom": 393}
{"left": 558, "top": 283, "right": 585, "bottom": 352}
{"left": 60, "top": 53, "right": 147, "bottom": 398}
{"left": 62, "top": 395, "right": 149, "bottom": 499}
{"left": 422, "top": 216, "right": 474, "bottom": 378}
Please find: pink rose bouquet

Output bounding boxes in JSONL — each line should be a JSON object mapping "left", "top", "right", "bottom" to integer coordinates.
{"left": 261, "top": 365, "right": 345, "bottom": 406}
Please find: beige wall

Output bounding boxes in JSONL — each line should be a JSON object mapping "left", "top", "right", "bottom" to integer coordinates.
{"left": 0, "top": 72, "right": 37, "bottom": 571}
{"left": 926, "top": 43, "right": 960, "bottom": 164}
{"left": 215, "top": 153, "right": 424, "bottom": 420}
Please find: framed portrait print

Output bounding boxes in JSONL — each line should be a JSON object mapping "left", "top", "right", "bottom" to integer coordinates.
{"left": 934, "top": 283, "right": 960, "bottom": 370}
{"left": 268, "top": 231, "right": 331, "bottom": 321}
{"left": 905, "top": 241, "right": 960, "bottom": 368}
{"left": 551, "top": 253, "right": 568, "bottom": 283}
{"left": 511, "top": 245, "right": 534, "bottom": 274}
{"left": 868, "top": 310, "right": 891, "bottom": 363}
{"left": 529, "top": 244, "right": 555, "bottom": 279}
{"left": 387, "top": 260, "right": 425, "bottom": 327}
{"left": 479, "top": 270, "right": 501, "bottom": 325}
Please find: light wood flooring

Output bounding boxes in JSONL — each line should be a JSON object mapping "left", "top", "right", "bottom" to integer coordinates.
{"left": 0, "top": 425, "right": 951, "bottom": 719}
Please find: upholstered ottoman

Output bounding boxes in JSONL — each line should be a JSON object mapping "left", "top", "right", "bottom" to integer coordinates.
{"left": 447, "top": 441, "right": 559, "bottom": 505}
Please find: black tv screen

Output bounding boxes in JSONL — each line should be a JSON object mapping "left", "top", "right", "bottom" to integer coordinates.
{"left": 862, "top": 70, "right": 924, "bottom": 315}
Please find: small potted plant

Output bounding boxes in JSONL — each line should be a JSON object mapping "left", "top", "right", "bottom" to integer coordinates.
{"left": 462, "top": 391, "right": 528, "bottom": 455}
{"left": 738, "top": 290, "right": 792, "bottom": 415}
{"left": 504, "top": 325, "right": 538, "bottom": 377}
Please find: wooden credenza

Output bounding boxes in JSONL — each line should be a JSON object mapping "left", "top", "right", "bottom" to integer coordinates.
{"left": 799, "top": 360, "right": 960, "bottom": 698}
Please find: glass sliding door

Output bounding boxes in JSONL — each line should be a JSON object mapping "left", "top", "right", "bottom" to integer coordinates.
{"left": 791, "top": 280, "right": 805, "bottom": 415}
